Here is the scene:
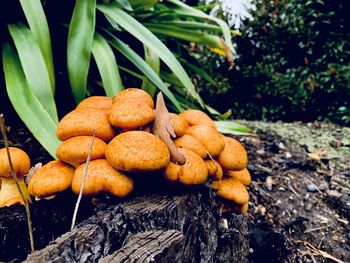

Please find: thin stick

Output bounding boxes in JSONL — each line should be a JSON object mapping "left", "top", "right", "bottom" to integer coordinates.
{"left": 70, "top": 129, "right": 96, "bottom": 230}
{"left": 0, "top": 115, "right": 35, "bottom": 252}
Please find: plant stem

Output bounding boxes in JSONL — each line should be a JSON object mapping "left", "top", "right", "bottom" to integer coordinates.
{"left": 0, "top": 114, "right": 35, "bottom": 252}
{"left": 71, "top": 129, "right": 96, "bottom": 231}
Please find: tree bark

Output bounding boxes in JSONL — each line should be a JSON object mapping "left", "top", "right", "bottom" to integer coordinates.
{"left": 24, "top": 187, "right": 249, "bottom": 263}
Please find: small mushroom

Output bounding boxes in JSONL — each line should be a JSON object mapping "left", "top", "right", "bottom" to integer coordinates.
{"left": 106, "top": 131, "right": 170, "bottom": 172}
{"left": 71, "top": 159, "right": 133, "bottom": 197}
{"left": 212, "top": 178, "right": 249, "bottom": 205}
{"left": 56, "top": 136, "right": 107, "bottom": 167}
{"left": 76, "top": 96, "right": 112, "bottom": 111}
{"left": 205, "top": 160, "right": 223, "bottom": 180}
{"left": 56, "top": 108, "right": 116, "bottom": 142}
{"left": 225, "top": 168, "right": 251, "bottom": 186}
{"left": 113, "top": 88, "right": 154, "bottom": 108}
{"left": 109, "top": 100, "right": 155, "bottom": 130}
{"left": 179, "top": 109, "right": 216, "bottom": 129}
{"left": 28, "top": 160, "right": 74, "bottom": 198}
{"left": 170, "top": 113, "right": 188, "bottom": 137}
{"left": 174, "top": 135, "right": 207, "bottom": 159}
{"left": 0, "top": 147, "right": 31, "bottom": 207}
{"left": 185, "top": 125, "right": 225, "bottom": 157}
{"left": 217, "top": 137, "right": 248, "bottom": 171}
{"left": 164, "top": 148, "right": 208, "bottom": 185}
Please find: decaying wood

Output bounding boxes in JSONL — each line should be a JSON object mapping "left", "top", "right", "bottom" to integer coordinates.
{"left": 152, "top": 92, "right": 186, "bottom": 165}
{"left": 24, "top": 186, "right": 249, "bottom": 263}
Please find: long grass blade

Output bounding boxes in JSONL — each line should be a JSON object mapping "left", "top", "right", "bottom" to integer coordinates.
{"left": 166, "top": 0, "right": 235, "bottom": 54}
{"left": 8, "top": 24, "right": 58, "bottom": 123}
{"left": 92, "top": 33, "right": 123, "bottom": 97}
{"left": 67, "top": 0, "right": 96, "bottom": 103}
{"left": 97, "top": 4, "right": 203, "bottom": 107}
{"left": 19, "top": 0, "right": 55, "bottom": 94}
{"left": 141, "top": 45, "right": 159, "bottom": 97}
{"left": 106, "top": 33, "right": 183, "bottom": 111}
{"left": 2, "top": 43, "right": 60, "bottom": 158}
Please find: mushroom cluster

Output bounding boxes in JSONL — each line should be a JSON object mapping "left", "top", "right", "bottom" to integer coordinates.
{"left": 1, "top": 88, "right": 251, "bottom": 214}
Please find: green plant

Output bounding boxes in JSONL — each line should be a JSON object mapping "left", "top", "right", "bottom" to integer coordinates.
{"left": 1, "top": 0, "right": 251, "bottom": 158}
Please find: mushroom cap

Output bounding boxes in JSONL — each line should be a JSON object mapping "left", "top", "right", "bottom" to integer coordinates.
{"left": 212, "top": 178, "right": 249, "bottom": 205}
{"left": 205, "top": 160, "right": 223, "bottom": 180}
{"left": 179, "top": 110, "right": 216, "bottom": 129}
{"left": 185, "top": 125, "right": 224, "bottom": 157}
{"left": 174, "top": 135, "right": 207, "bottom": 159}
{"left": 164, "top": 149, "right": 208, "bottom": 185}
{"left": 225, "top": 168, "right": 251, "bottom": 186}
{"left": 170, "top": 113, "right": 188, "bottom": 137}
{"left": 0, "top": 147, "right": 30, "bottom": 179}
{"left": 106, "top": 131, "right": 170, "bottom": 172}
{"left": 56, "top": 136, "right": 107, "bottom": 165}
{"left": 76, "top": 96, "right": 112, "bottom": 111}
{"left": 71, "top": 159, "right": 133, "bottom": 197}
{"left": 28, "top": 160, "right": 74, "bottom": 197}
{"left": 235, "top": 202, "right": 249, "bottom": 214}
{"left": 113, "top": 88, "right": 154, "bottom": 108}
{"left": 109, "top": 100, "right": 155, "bottom": 130}
{"left": 217, "top": 137, "right": 248, "bottom": 171}
{"left": 56, "top": 108, "right": 116, "bottom": 142}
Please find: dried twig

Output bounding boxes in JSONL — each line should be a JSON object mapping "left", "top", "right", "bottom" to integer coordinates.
{"left": 304, "top": 224, "right": 331, "bottom": 234}
{"left": 294, "top": 240, "right": 345, "bottom": 263}
{"left": 0, "top": 115, "right": 35, "bottom": 252}
{"left": 70, "top": 129, "right": 96, "bottom": 230}
{"left": 152, "top": 92, "right": 186, "bottom": 164}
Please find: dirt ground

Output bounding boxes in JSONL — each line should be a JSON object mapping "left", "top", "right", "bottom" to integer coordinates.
{"left": 1, "top": 117, "right": 349, "bottom": 262}
{"left": 239, "top": 121, "right": 350, "bottom": 263}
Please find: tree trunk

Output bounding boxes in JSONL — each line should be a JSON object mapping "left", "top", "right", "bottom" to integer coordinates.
{"left": 23, "top": 187, "right": 249, "bottom": 263}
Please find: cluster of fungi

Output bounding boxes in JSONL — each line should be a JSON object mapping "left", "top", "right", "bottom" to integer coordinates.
{"left": 0, "top": 88, "right": 251, "bottom": 214}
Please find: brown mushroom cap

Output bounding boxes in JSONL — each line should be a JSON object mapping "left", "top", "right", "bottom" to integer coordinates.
{"left": 185, "top": 125, "right": 224, "bottom": 157}
{"left": 76, "top": 96, "right": 112, "bottom": 111}
{"left": 71, "top": 159, "right": 133, "bottom": 197}
{"left": 56, "top": 136, "right": 107, "bottom": 166}
{"left": 174, "top": 135, "right": 207, "bottom": 159}
{"left": 170, "top": 113, "right": 188, "bottom": 137}
{"left": 106, "top": 131, "right": 170, "bottom": 172}
{"left": 205, "top": 160, "right": 223, "bottom": 180}
{"left": 28, "top": 160, "right": 74, "bottom": 197}
{"left": 109, "top": 100, "right": 155, "bottom": 130}
{"left": 113, "top": 88, "right": 154, "bottom": 108}
{"left": 179, "top": 109, "right": 216, "bottom": 129}
{"left": 212, "top": 178, "right": 249, "bottom": 205}
{"left": 217, "top": 137, "right": 248, "bottom": 171}
{"left": 0, "top": 147, "right": 30, "bottom": 179}
{"left": 56, "top": 108, "right": 116, "bottom": 142}
{"left": 225, "top": 168, "right": 251, "bottom": 186}
{"left": 164, "top": 149, "right": 208, "bottom": 185}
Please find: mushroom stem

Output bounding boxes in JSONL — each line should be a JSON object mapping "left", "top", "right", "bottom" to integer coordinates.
{"left": 0, "top": 178, "right": 31, "bottom": 207}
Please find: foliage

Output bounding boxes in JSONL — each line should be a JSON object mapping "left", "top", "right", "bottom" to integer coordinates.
{"left": 0, "top": 0, "right": 250, "bottom": 157}
{"left": 198, "top": 0, "right": 350, "bottom": 125}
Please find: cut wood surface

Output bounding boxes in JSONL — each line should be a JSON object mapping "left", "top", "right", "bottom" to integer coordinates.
{"left": 24, "top": 187, "right": 249, "bottom": 263}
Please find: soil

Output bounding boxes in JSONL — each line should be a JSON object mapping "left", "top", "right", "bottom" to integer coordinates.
{"left": 0, "top": 114, "right": 349, "bottom": 262}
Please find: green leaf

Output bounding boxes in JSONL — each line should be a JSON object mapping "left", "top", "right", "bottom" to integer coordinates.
{"left": 67, "top": 0, "right": 96, "bottom": 103}
{"left": 2, "top": 43, "right": 60, "bottom": 158}
{"left": 105, "top": 32, "right": 183, "bottom": 111}
{"left": 92, "top": 33, "right": 123, "bottom": 97}
{"left": 115, "top": 0, "right": 133, "bottom": 11}
{"left": 141, "top": 45, "right": 159, "bottom": 97}
{"left": 166, "top": 0, "right": 235, "bottom": 54}
{"left": 214, "top": 121, "right": 252, "bottom": 135}
{"left": 145, "top": 21, "right": 222, "bottom": 31}
{"left": 97, "top": 4, "right": 203, "bottom": 107}
{"left": 19, "top": 0, "right": 55, "bottom": 93}
{"left": 146, "top": 24, "right": 224, "bottom": 50}
{"left": 8, "top": 24, "right": 58, "bottom": 123}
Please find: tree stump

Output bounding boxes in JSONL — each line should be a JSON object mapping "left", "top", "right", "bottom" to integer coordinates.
{"left": 23, "top": 186, "right": 248, "bottom": 262}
